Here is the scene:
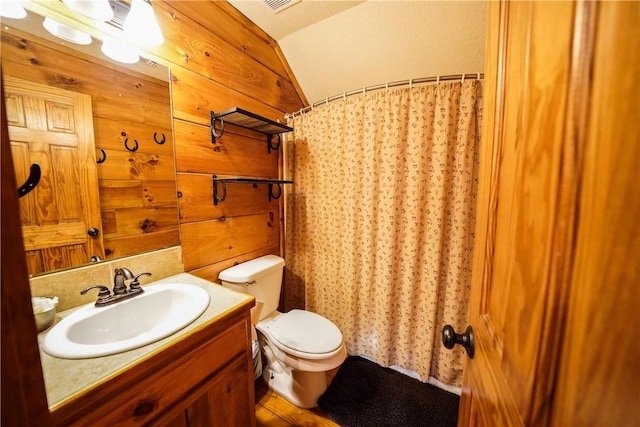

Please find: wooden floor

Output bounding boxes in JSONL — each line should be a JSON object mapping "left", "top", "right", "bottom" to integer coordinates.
{"left": 254, "top": 372, "right": 340, "bottom": 427}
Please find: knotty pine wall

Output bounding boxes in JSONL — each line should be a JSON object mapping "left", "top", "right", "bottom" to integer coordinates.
{"left": 153, "top": 1, "right": 305, "bottom": 281}
{"left": 5, "top": 0, "right": 305, "bottom": 282}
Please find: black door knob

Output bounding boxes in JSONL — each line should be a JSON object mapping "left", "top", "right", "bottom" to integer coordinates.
{"left": 87, "top": 227, "right": 100, "bottom": 237}
{"left": 442, "top": 325, "right": 475, "bottom": 359}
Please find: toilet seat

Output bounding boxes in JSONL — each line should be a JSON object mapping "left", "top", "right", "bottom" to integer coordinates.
{"left": 261, "top": 310, "right": 343, "bottom": 359}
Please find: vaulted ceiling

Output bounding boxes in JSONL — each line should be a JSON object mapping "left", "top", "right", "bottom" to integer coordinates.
{"left": 227, "top": 0, "right": 488, "bottom": 108}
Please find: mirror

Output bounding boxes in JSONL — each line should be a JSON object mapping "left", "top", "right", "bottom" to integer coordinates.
{"left": 1, "top": 9, "right": 179, "bottom": 277}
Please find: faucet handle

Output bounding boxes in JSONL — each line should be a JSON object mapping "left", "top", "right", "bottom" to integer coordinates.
{"left": 128, "top": 272, "right": 152, "bottom": 292}
{"left": 81, "top": 285, "right": 111, "bottom": 305}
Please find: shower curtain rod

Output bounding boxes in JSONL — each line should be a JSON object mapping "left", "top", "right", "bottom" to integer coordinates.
{"left": 286, "top": 72, "right": 484, "bottom": 119}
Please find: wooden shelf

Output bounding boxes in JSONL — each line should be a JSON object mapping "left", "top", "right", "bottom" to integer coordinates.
{"left": 210, "top": 108, "right": 293, "bottom": 152}
{"left": 211, "top": 108, "right": 292, "bottom": 135}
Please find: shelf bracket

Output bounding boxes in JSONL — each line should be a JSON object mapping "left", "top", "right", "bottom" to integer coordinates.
{"left": 212, "top": 176, "right": 227, "bottom": 206}
{"left": 212, "top": 175, "right": 292, "bottom": 205}
{"left": 268, "top": 134, "right": 281, "bottom": 154}
{"left": 210, "top": 112, "right": 225, "bottom": 144}
{"left": 268, "top": 183, "right": 283, "bottom": 201}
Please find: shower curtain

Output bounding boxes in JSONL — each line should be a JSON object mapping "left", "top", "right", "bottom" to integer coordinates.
{"left": 284, "top": 80, "right": 482, "bottom": 386}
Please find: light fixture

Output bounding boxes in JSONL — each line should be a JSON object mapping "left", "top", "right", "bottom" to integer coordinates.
{"left": 0, "top": 0, "right": 27, "bottom": 19}
{"left": 42, "top": 17, "right": 92, "bottom": 45}
{"left": 123, "top": 0, "right": 163, "bottom": 47}
{"left": 62, "top": 0, "right": 114, "bottom": 22}
{"left": 101, "top": 37, "right": 139, "bottom": 64}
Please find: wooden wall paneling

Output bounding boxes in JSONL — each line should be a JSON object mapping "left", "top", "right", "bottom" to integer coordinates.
{"left": 102, "top": 206, "right": 180, "bottom": 238}
{"left": 181, "top": 211, "right": 280, "bottom": 272}
{"left": 178, "top": 173, "right": 279, "bottom": 223}
{"left": 177, "top": 0, "right": 309, "bottom": 106}
{"left": 174, "top": 120, "right": 279, "bottom": 176}
{"left": 104, "top": 229, "right": 181, "bottom": 260}
{"left": 96, "top": 150, "right": 175, "bottom": 181}
{"left": 94, "top": 117, "right": 173, "bottom": 156}
{"left": 153, "top": 1, "right": 303, "bottom": 114}
{"left": 274, "top": 42, "right": 309, "bottom": 107}
{"left": 189, "top": 246, "right": 281, "bottom": 284}
{"left": 100, "top": 180, "right": 178, "bottom": 209}
{"left": 163, "top": 1, "right": 288, "bottom": 79}
{"left": 170, "top": 66, "right": 287, "bottom": 126}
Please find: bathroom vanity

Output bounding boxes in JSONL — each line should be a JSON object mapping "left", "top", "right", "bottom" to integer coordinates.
{"left": 38, "top": 274, "right": 256, "bottom": 427}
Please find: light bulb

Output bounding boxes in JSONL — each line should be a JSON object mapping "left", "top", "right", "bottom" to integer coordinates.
{"left": 101, "top": 38, "right": 140, "bottom": 64}
{"left": 123, "top": 0, "right": 163, "bottom": 47}
{"left": 0, "top": 0, "right": 27, "bottom": 19}
{"left": 62, "top": 0, "right": 114, "bottom": 22}
{"left": 42, "top": 17, "right": 92, "bottom": 45}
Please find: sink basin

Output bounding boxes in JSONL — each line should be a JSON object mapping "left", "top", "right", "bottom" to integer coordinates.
{"left": 41, "top": 284, "right": 210, "bottom": 359}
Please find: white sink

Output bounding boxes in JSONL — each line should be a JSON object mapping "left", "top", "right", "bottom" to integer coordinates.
{"left": 41, "top": 284, "right": 210, "bottom": 359}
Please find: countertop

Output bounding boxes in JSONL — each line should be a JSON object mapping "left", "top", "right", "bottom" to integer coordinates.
{"left": 37, "top": 273, "right": 253, "bottom": 409}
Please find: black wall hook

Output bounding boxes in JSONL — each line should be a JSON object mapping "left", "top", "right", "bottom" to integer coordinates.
{"left": 17, "top": 163, "right": 41, "bottom": 198}
{"left": 124, "top": 138, "right": 139, "bottom": 152}
{"left": 153, "top": 132, "right": 166, "bottom": 145}
{"left": 97, "top": 149, "right": 107, "bottom": 164}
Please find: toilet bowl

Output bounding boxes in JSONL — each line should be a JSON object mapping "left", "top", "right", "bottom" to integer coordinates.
{"left": 219, "top": 255, "right": 346, "bottom": 408}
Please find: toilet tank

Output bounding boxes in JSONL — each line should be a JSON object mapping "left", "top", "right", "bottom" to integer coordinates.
{"left": 218, "top": 255, "right": 285, "bottom": 321}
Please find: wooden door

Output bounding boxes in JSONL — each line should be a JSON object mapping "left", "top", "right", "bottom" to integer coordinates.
{"left": 4, "top": 76, "right": 104, "bottom": 275}
{"left": 457, "top": 1, "right": 639, "bottom": 426}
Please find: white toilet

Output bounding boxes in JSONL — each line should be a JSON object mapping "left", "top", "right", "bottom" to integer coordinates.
{"left": 219, "top": 255, "right": 347, "bottom": 408}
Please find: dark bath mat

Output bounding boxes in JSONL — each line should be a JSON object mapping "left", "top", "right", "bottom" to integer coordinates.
{"left": 318, "top": 356, "right": 460, "bottom": 427}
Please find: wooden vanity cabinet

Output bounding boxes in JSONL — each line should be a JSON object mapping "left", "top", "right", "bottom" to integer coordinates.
{"left": 50, "top": 303, "right": 256, "bottom": 427}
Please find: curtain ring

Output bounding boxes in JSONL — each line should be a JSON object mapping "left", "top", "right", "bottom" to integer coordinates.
{"left": 362, "top": 85, "right": 366, "bottom": 95}
{"left": 409, "top": 78, "right": 413, "bottom": 89}
{"left": 326, "top": 97, "right": 329, "bottom": 105}
{"left": 436, "top": 75, "right": 440, "bottom": 85}
{"left": 385, "top": 82, "right": 389, "bottom": 91}
{"left": 462, "top": 73, "right": 466, "bottom": 84}
{"left": 477, "top": 72, "right": 481, "bottom": 80}
{"left": 343, "top": 92, "right": 346, "bottom": 101}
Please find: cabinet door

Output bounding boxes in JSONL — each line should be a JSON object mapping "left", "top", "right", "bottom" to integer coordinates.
{"left": 186, "top": 355, "right": 255, "bottom": 427}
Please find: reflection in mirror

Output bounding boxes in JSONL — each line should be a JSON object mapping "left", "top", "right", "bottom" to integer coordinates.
{"left": 1, "top": 9, "right": 179, "bottom": 277}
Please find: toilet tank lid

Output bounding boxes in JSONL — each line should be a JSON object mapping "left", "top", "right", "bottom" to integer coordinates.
{"left": 218, "top": 255, "right": 285, "bottom": 283}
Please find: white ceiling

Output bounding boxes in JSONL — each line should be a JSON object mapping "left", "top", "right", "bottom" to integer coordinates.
{"left": 227, "top": 0, "right": 365, "bottom": 40}
{"left": 228, "top": 0, "right": 488, "bottom": 109}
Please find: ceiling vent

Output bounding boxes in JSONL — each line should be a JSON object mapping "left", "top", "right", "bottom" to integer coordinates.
{"left": 264, "top": 0, "right": 301, "bottom": 14}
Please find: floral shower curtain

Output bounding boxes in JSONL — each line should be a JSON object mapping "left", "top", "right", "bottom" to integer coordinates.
{"left": 284, "top": 81, "right": 482, "bottom": 386}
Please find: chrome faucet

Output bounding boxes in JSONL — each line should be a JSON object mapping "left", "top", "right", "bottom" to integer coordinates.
{"left": 81, "top": 268, "right": 152, "bottom": 307}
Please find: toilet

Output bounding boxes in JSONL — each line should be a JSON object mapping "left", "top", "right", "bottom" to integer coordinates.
{"left": 219, "top": 255, "right": 346, "bottom": 408}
